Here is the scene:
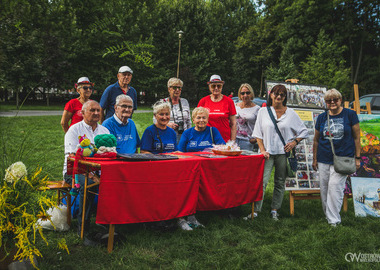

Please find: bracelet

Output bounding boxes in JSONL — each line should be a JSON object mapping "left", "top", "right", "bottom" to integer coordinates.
{"left": 294, "top": 140, "right": 299, "bottom": 145}
{"left": 355, "top": 156, "right": 361, "bottom": 160}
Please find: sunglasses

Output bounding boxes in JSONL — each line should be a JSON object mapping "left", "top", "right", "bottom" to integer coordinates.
{"left": 81, "top": 86, "right": 93, "bottom": 91}
{"left": 170, "top": 86, "right": 182, "bottom": 90}
{"left": 210, "top": 84, "right": 222, "bottom": 89}
{"left": 241, "top": 92, "right": 251, "bottom": 96}
{"left": 325, "top": 98, "right": 340, "bottom": 104}
{"left": 273, "top": 92, "right": 286, "bottom": 98}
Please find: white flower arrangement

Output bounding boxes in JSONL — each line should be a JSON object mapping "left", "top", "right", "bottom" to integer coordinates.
{"left": 4, "top": 161, "right": 28, "bottom": 183}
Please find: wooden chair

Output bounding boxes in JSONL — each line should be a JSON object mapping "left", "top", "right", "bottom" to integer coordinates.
{"left": 46, "top": 181, "right": 72, "bottom": 226}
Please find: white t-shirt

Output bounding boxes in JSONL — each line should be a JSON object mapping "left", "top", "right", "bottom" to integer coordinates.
{"left": 252, "top": 107, "right": 308, "bottom": 155}
{"left": 62, "top": 120, "right": 110, "bottom": 176}
{"left": 235, "top": 104, "right": 260, "bottom": 141}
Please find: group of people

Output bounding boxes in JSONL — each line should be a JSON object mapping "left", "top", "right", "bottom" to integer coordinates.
{"left": 62, "top": 65, "right": 361, "bottom": 242}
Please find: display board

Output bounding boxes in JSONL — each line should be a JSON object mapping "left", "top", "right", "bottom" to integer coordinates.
{"left": 265, "top": 80, "right": 328, "bottom": 108}
{"left": 285, "top": 108, "right": 324, "bottom": 190}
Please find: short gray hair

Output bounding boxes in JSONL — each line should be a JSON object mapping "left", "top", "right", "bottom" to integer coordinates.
{"left": 82, "top": 100, "right": 100, "bottom": 112}
{"left": 167, "top": 77, "right": 183, "bottom": 88}
{"left": 192, "top": 107, "right": 209, "bottom": 119}
{"left": 153, "top": 100, "right": 171, "bottom": 115}
{"left": 324, "top": 88, "right": 342, "bottom": 101}
{"left": 115, "top": 94, "right": 133, "bottom": 106}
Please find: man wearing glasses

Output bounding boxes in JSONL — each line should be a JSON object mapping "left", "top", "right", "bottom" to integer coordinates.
{"left": 100, "top": 66, "right": 137, "bottom": 123}
{"left": 102, "top": 95, "right": 140, "bottom": 154}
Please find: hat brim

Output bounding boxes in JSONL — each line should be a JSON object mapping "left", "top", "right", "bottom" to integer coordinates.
{"left": 207, "top": 81, "right": 225, "bottom": 85}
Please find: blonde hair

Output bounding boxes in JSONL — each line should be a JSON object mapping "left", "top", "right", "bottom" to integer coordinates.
{"left": 152, "top": 100, "right": 171, "bottom": 115}
{"left": 324, "top": 88, "right": 342, "bottom": 100}
{"left": 192, "top": 107, "right": 209, "bottom": 119}
{"left": 238, "top": 83, "right": 254, "bottom": 100}
{"left": 167, "top": 77, "right": 184, "bottom": 88}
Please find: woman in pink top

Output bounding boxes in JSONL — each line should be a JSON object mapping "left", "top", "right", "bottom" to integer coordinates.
{"left": 197, "top": 75, "right": 237, "bottom": 142}
{"left": 60, "top": 77, "right": 94, "bottom": 133}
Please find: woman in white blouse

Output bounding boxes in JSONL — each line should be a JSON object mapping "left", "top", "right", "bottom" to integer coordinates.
{"left": 247, "top": 85, "right": 308, "bottom": 220}
{"left": 235, "top": 83, "right": 260, "bottom": 151}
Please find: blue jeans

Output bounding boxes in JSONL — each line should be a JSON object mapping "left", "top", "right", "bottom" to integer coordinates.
{"left": 236, "top": 138, "right": 257, "bottom": 152}
{"left": 64, "top": 173, "right": 97, "bottom": 235}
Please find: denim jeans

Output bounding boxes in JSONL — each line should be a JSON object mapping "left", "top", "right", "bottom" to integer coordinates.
{"left": 64, "top": 173, "right": 97, "bottom": 235}
{"left": 254, "top": 154, "right": 287, "bottom": 212}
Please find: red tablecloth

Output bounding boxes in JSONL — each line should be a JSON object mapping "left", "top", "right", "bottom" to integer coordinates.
{"left": 73, "top": 153, "right": 264, "bottom": 224}
{"left": 94, "top": 157, "right": 202, "bottom": 224}
{"left": 195, "top": 154, "right": 265, "bottom": 210}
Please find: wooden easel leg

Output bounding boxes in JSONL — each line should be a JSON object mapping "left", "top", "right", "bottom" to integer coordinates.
{"left": 343, "top": 194, "right": 348, "bottom": 212}
{"left": 108, "top": 224, "right": 115, "bottom": 253}
{"left": 290, "top": 191, "right": 295, "bottom": 216}
{"left": 251, "top": 202, "right": 255, "bottom": 220}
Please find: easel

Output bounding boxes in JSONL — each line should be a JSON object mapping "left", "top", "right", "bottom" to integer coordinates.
{"left": 289, "top": 84, "right": 371, "bottom": 215}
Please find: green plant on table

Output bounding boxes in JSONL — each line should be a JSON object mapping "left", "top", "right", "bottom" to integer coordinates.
{"left": 0, "top": 162, "right": 69, "bottom": 269}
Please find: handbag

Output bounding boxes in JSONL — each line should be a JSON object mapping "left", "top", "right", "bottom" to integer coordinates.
{"left": 266, "top": 107, "right": 297, "bottom": 178}
{"left": 327, "top": 113, "right": 356, "bottom": 175}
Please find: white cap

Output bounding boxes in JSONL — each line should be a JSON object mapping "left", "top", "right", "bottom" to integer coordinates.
{"left": 118, "top": 66, "right": 133, "bottom": 74}
{"left": 207, "top": 74, "right": 224, "bottom": 84}
{"left": 77, "top": 77, "right": 92, "bottom": 84}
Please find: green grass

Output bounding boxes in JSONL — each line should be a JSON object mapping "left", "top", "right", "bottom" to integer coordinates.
{"left": 1, "top": 114, "right": 380, "bottom": 269}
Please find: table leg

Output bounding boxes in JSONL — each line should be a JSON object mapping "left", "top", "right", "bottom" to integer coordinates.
{"left": 107, "top": 224, "right": 115, "bottom": 253}
{"left": 251, "top": 202, "right": 255, "bottom": 220}
{"left": 289, "top": 192, "right": 295, "bottom": 216}
{"left": 81, "top": 171, "right": 89, "bottom": 240}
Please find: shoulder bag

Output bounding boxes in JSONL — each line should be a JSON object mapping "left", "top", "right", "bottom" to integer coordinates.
{"left": 326, "top": 112, "right": 356, "bottom": 175}
{"left": 267, "top": 107, "right": 297, "bottom": 177}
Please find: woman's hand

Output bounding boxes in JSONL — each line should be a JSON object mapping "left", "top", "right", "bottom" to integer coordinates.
{"left": 356, "top": 158, "right": 361, "bottom": 169}
{"left": 167, "top": 122, "right": 178, "bottom": 130}
{"left": 284, "top": 140, "right": 297, "bottom": 152}
{"left": 261, "top": 150, "right": 270, "bottom": 160}
{"left": 312, "top": 159, "right": 318, "bottom": 171}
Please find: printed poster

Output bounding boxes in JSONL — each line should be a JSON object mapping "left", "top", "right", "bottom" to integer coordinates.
{"left": 351, "top": 177, "right": 380, "bottom": 217}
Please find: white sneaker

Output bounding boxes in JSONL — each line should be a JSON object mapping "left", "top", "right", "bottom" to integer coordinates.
{"left": 178, "top": 218, "right": 193, "bottom": 231}
{"left": 243, "top": 212, "right": 258, "bottom": 220}
{"left": 271, "top": 210, "right": 279, "bottom": 221}
{"left": 187, "top": 215, "right": 205, "bottom": 228}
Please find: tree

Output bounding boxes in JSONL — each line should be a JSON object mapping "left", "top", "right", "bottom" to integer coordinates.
{"left": 300, "top": 30, "right": 350, "bottom": 96}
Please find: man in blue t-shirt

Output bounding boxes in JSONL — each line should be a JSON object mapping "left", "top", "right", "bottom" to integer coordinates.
{"left": 100, "top": 65, "right": 138, "bottom": 123}
{"left": 102, "top": 95, "right": 140, "bottom": 154}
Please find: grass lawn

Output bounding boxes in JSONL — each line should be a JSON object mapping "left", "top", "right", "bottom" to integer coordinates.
{"left": 1, "top": 114, "right": 379, "bottom": 269}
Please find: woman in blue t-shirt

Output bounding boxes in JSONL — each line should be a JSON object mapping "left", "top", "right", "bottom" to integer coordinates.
{"left": 312, "top": 89, "right": 361, "bottom": 227}
{"left": 178, "top": 107, "right": 225, "bottom": 152}
{"left": 141, "top": 101, "right": 178, "bottom": 154}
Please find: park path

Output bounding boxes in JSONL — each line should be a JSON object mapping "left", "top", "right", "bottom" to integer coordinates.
{"left": 0, "top": 110, "right": 152, "bottom": 117}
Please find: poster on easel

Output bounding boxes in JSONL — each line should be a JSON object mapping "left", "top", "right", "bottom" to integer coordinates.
{"left": 351, "top": 177, "right": 380, "bottom": 217}
{"left": 265, "top": 80, "right": 328, "bottom": 108}
{"left": 285, "top": 108, "right": 324, "bottom": 190}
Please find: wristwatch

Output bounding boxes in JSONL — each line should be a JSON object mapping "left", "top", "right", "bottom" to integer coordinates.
{"left": 355, "top": 156, "right": 361, "bottom": 159}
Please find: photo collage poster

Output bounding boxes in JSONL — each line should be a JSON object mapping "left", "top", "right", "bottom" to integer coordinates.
{"left": 285, "top": 109, "right": 324, "bottom": 190}
{"left": 265, "top": 80, "right": 327, "bottom": 109}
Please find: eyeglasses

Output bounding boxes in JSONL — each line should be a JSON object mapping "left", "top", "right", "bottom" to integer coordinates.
{"left": 210, "top": 84, "right": 222, "bottom": 89}
{"left": 81, "top": 86, "right": 93, "bottom": 91}
{"left": 118, "top": 105, "right": 133, "bottom": 109}
{"left": 273, "top": 92, "right": 286, "bottom": 98}
{"left": 170, "top": 86, "right": 182, "bottom": 90}
{"left": 241, "top": 92, "right": 251, "bottom": 95}
{"left": 325, "top": 98, "right": 340, "bottom": 104}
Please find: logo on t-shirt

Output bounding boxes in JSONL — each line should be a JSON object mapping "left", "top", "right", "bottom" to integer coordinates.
{"left": 323, "top": 118, "right": 344, "bottom": 140}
